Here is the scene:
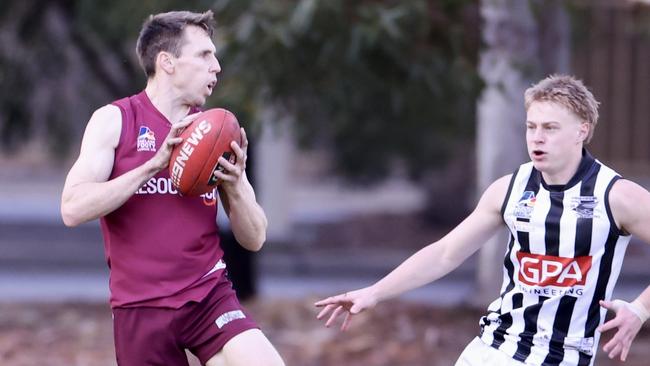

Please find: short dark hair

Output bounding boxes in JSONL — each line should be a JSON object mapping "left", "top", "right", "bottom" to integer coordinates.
{"left": 136, "top": 10, "right": 216, "bottom": 78}
{"left": 525, "top": 75, "right": 600, "bottom": 143}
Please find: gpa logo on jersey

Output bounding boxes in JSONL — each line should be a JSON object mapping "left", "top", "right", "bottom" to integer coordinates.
{"left": 513, "top": 191, "right": 536, "bottom": 219}
{"left": 137, "top": 126, "right": 156, "bottom": 152}
{"left": 571, "top": 196, "right": 598, "bottom": 219}
{"left": 517, "top": 252, "right": 592, "bottom": 287}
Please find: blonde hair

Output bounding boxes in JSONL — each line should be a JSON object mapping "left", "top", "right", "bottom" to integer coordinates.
{"left": 525, "top": 75, "right": 600, "bottom": 143}
{"left": 136, "top": 10, "right": 216, "bottom": 78}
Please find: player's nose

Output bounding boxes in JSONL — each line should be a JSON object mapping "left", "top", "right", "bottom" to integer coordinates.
{"left": 210, "top": 57, "right": 221, "bottom": 74}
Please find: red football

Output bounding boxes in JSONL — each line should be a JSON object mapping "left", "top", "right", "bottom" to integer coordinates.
{"left": 169, "top": 108, "right": 241, "bottom": 196}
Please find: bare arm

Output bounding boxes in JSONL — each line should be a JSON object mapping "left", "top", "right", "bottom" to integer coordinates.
{"left": 315, "top": 174, "right": 511, "bottom": 330}
{"left": 216, "top": 128, "right": 268, "bottom": 251}
{"left": 612, "top": 180, "right": 650, "bottom": 313}
{"left": 598, "top": 179, "right": 650, "bottom": 361}
{"left": 61, "top": 105, "right": 194, "bottom": 226}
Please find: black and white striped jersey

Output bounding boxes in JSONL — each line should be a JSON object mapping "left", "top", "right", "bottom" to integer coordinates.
{"left": 479, "top": 151, "right": 631, "bottom": 366}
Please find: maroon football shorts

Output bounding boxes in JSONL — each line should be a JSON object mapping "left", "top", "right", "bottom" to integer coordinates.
{"left": 112, "top": 275, "right": 259, "bottom": 366}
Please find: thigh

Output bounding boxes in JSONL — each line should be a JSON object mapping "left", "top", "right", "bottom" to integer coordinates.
{"left": 455, "top": 337, "right": 484, "bottom": 366}
{"left": 182, "top": 277, "right": 261, "bottom": 364}
{"left": 113, "top": 307, "right": 189, "bottom": 366}
{"left": 455, "top": 337, "right": 524, "bottom": 366}
{"left": 206, "top": 329, "right": 284, "bottom": 366}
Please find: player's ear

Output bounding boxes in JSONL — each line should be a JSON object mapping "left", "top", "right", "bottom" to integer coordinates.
{"left": 157, "top": 51, "right": 175, "bottom": 74}
{"left": 578, "top": 122, "right": 589, "bottom": 143}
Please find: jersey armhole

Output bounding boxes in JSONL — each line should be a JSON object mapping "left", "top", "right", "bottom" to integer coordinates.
{"left": 500, "top": 168, "right": 519, "bottom": 222}
{"left": 108, "top": 101, "right": 129, "bottom": 179}
{"left": 605, "top": 175, "right": 629, "bottom": 237}
{"left": 111, "top": 102, "right": 127, "bottom": 148}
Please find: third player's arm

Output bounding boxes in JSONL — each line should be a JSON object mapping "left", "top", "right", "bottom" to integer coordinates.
{"left": 368, "top": 175, "right": 510, "bottom": 302}
{"left": 316, "top": 175, "right": 511, "bottom": 329}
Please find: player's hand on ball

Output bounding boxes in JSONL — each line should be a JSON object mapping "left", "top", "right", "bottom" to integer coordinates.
{"left": 213, "top": 127, "right": 248, "bottom": 189}
{"left": 314, "top": 287, "right": 378, "bottom": 331}
{"left": 149, "top": 113, "right": 198, "bottom": 172}
{"left": 598, "top": 299, "right": 645, "bottom": 361}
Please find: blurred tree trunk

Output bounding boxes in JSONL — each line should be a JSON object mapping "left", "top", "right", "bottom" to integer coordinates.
{"left": 474, "top": 0, "right": 570, "bottom": 305}
{"left": 0, "top": 0, "right": 141, "bottom": 161}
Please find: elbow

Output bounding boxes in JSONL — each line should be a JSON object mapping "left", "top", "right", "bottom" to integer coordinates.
{"left": 438, "top": 245, "right": 464, "bottom": 271}
{"left": 248, "top": 233, "right": 266, "bottom": 252}
{"left": 239, "top": 231, "right": 266, "bottom": 252}
{"left": 249, "top": 244, "right": 263, "bottom": 253}
{"left": 61, "top": 204, "right": 82, "bottom": 227}
{"left": 231, "top": 217, "right": 268, "bottom": 252}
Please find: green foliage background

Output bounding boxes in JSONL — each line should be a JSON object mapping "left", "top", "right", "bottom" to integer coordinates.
{"left": 215, "top": 0, "right": 482, "bottom": 182}
{"left": 0, "top": 0, "right": 482, "bottom": 183}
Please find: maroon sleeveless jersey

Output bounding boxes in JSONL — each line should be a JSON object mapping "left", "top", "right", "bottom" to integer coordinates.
{"left": 100, "top": 91, "right": 225, "bottom": 308}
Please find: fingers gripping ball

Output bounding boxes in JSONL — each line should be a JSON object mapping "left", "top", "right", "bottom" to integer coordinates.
{"left": 169, "top": 108, "right": 241, "bottom": 196}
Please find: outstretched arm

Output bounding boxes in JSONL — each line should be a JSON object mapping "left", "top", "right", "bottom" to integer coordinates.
{"left": 599, "top": 179, "right": 650, "bottom": 361}
{"left": 216, "top": 128, "right": 268, "bottom": 252}
{"left": 61, "top": 106, "right": 195, "bottom": 226}
{"left": 315, "top": 175, "right": 511, "bottom": 330}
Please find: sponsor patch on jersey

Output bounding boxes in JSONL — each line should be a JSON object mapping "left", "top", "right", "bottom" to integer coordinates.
{"left": 134, "top": 177, "right": 217, "bottom": 206}
{"left": 215, "top": 310, "right": 246, "bottom": 329}
{"left": 517, "top": 251, "right": 592, "bottom": 288}
{"left": 513, "top": 191, "right": 536, "bottom": 219}
{"left": 564, "top": 336, "right": 595, "bottom": 355}
{"left": 571, "top": 196, "right": 598, "bottom": 219}
{"left": 513, "top": 220, "right": 535, "bottom": 233}
{"left": 137, "top": 126, "right": 156, "bottom": 152}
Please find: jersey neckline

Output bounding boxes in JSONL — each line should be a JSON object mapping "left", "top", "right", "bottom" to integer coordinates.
{"left": 537, "top": 149, "right": 596, "bottom": 192}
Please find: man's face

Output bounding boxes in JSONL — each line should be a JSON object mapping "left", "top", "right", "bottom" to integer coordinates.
{"left": 526, "top": 101, "right": 589, "bottom": 177}
{"left": 171, "top": 25, "right": 220, "bottom": 106}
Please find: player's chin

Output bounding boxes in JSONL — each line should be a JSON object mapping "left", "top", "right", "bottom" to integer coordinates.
{"left": 191, "top": 95, "right": 207, "bottom": 107}
{"left": 531, "top": 161, "right": 552, "bottom": 174}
